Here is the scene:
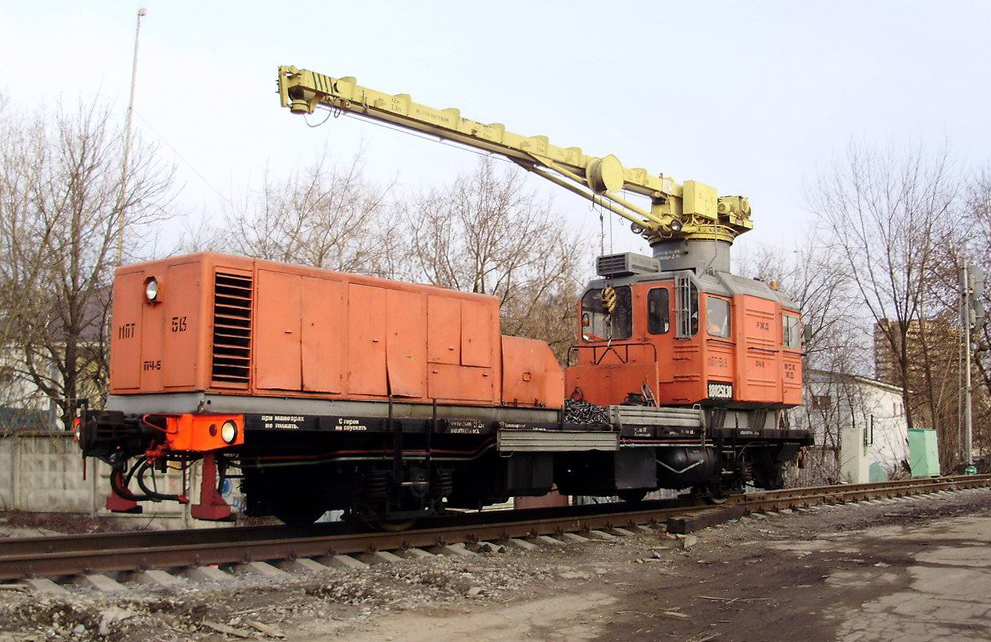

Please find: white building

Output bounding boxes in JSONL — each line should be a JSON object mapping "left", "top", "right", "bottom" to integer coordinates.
{"left": 0, "top": 348, "right": 57, "bottom": 429}
{"left": 797, "top": 369, "right": 910, "bottom": 483}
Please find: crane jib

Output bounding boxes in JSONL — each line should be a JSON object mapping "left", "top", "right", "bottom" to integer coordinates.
{"left": 277, "top": 65, "right": 754, "bottom": 245}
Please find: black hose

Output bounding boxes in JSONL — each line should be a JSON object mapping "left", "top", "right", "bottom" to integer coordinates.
{"left": 135, "top": 459, "right": 183, "bottom": 502}
{"left": 109, "top": 466, "right": 143, "bottom": 502}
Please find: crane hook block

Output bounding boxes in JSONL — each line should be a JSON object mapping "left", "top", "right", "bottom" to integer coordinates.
{"left": 602, "top": 286, "right": 618, "bottom": 314}
{"left": 587, "top": 155, "right": 625, "bottom": 193}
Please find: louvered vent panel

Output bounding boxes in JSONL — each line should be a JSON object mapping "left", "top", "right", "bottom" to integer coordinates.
{"left": 211, "top": 272, "right": 253, "bottom": 384}
{"left": 596, "top": 252, "right": 660, "bottom": 277}
{"left": 596, "top": 254, "right": 628, "bottom": 276}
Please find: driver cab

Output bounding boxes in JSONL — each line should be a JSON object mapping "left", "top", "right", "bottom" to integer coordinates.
{"left": 567, "top": 261, "right": 801, "bottom": 409}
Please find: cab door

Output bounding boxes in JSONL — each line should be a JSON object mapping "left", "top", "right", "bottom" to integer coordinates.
{"left": 640, "top": 283, "right": 673, "bottom": 384}
{"left": 702, "top": 294, "right": 736, "bottom": 401}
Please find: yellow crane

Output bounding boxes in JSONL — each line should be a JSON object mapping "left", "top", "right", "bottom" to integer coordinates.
{"left": 277, "top": 65, "right": 753, "bottom": 245}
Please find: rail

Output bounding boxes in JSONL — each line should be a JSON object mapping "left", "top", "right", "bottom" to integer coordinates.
{"left": 0, "top": 475, "right": 988, "bottom": 583}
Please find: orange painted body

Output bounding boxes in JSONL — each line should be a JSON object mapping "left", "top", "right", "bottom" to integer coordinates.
{"left": 110, "top": 253, "right": 562, "bottom": 410}
{"left": 164, "top": 414, "right": 245, "bottom": 452}
{"left": 565, "top": 281, "right": 802, "bottom": 408}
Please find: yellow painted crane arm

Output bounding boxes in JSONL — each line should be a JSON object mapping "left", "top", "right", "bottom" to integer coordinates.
{"left": 278, "top": 65, "right": 753, "bottom": 243}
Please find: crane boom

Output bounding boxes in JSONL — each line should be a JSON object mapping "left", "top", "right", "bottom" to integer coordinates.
{"left": 278, "top": 65, "right": 753, "bottom": 244}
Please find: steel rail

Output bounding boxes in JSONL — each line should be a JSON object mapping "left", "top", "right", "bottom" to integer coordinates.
{"left": 0, "top": 475, "right": 987, "bottom": 582}
{"left": 0, "top": 494, "right": 703, "bottom": 559}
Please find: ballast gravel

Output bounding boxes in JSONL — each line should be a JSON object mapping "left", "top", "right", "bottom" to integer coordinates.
{"left": 1, "top": 487, "right": 990, "bottom": 642}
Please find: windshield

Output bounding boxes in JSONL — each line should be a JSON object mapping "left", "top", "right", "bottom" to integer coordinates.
{"left": 581, "top": 286, "right": 632, "bottom": 342}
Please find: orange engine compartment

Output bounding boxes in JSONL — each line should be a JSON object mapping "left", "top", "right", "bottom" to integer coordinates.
{"left": 110, "top": 253, "right": 564, "bottom": 409}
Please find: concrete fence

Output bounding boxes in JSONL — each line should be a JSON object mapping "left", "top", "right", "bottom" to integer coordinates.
{"left": 0, "top": 430, "right": 98, "bottom": 514}
{"left": 0, "top": 431, "right": 230, "bottom": 529}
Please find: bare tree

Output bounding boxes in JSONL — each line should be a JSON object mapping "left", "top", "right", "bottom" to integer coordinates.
{"left": 0, "top": 97, "right": 63, "bottom": 420}
{"left": 737, "top": 230, "right": 865, "bottom": 480}
{"left": 739, "top": 229, "right": 864, "bottom": 374}
{"left": 809, "top": 143, "right": 959, "bottom": 436}
{"left": 401, "top": 158, "right": 587, "bottom": 361}
{"left": 220, "top": 151, "right": 398, "bottom": 278}
{"left": 0, "top": 99, "right": 175, "bottom": 429}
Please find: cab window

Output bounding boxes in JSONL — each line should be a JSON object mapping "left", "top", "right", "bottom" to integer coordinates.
{"left": 706, "top": 296, "right": 731, "bottom": 338}
{"left": 581, "top": 286, "right": 632, "bottom": 341}
{"left": 647, "top": 288, "right": 670, "bottom": 334}
{"left": 783, "top": 314, "right": 800, "bottom": 348}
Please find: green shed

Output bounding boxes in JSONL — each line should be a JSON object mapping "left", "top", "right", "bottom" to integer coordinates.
{"left": 869, "top": 461, "right": 888, "bottom": 482}
{"left": 907, "top": 428, "right": 940, "bottom": 477}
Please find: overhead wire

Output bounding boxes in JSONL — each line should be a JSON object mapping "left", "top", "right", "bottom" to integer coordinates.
{"left": 132, "top": 110, "right": 231, "bottom": 204}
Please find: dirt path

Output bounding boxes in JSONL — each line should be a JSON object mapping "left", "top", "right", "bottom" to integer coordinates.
{"left": 321, "top": 592, "right": 618, "bottom": 642}
{"left": 592, "top": 491, "right": 991, "bottom": 642}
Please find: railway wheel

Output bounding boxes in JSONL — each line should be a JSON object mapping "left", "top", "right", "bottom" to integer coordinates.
{"left": 271, "top": 497, "right": 328, "bottom": 527}
{"left": 370, "top": 517, "right": 418, "bottom": 532}
{"left": 617, "top": 489, "right": 648, "bottom": 503}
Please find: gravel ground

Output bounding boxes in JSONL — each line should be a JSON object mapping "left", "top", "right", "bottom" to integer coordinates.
{"left": 0, "top": 511, "right": 140, "bottom": 538}
{"left": 1, "top": 488, "right": 989, "bottom": 642}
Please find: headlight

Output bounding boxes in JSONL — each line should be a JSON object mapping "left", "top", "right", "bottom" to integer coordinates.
{"left": 145, "top": 278, "right": 159, "bottom": 302}
{"left": 221, "top": 420, "right": 239, "bottom": 444}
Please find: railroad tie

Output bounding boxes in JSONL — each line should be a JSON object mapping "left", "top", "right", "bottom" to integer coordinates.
{"left": 506, "top": 538, "right": 538, "bottom": 551}
{"left": 131, "top": 570, "right": 184, "bottom": 587}
{"left": 76, "top": 574, "right": 126, "bottom": 593}
{"left": 557, "top": 532, "right": 589, "bottom": 543}
{"left": 318, "top": 555, "right": 368, "bottom": 570}
{"left": 428, "top": 543, "right": 475, "bottom": 556}
{"left": 185, "top": 566, "right": 232, "bottom": 583}
{"left": 359, "top": 551, "right": 405, "bottom": 565}
{"left": 24, "top": 578, "right": 70, "bottom": 595}
{"left": 279, "top": 558, "right": 330, "bottom": 574}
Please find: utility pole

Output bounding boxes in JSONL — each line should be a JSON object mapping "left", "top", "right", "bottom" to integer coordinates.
{"left": 960, "top": 259, "right": 986, "bottom": 475}
{"left": 115, "top": 7, "right": 147, "bottom": 266}
{"left": 961, "top": 261, "right": 974, "bottom": 473}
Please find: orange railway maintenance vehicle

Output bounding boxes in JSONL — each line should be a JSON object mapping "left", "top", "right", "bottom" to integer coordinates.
{"left": 78, "top": 66, "right": 810, "bottom": 526}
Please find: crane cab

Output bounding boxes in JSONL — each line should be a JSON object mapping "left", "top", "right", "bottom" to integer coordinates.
{"left": 565, "top": 252, "right": 802, "bottom": 415}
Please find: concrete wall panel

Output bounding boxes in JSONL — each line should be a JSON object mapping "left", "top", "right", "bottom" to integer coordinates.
{"left": 0, "top": 431, "right": 242, "bottom": 530}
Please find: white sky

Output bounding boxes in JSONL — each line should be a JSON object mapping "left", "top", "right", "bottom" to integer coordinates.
{"left": 2, "top": 0, "right": 990, "bottom": 266}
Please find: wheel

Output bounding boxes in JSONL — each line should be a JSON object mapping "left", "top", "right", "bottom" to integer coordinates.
{"left": 617, "top": 489, "right": 648, "bottom": 503}
{"left": 370, "top": 518, "right": 418, "bottom": 532}
{"left": 271, "top": 498, "right": 327, "bottom": 527}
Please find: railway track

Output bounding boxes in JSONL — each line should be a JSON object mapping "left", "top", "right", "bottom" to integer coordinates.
{"left": 1, "top": 475, "right": 988, "bottom": 589}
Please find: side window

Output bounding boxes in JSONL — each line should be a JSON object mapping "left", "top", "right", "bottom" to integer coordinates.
{"left": 580, "top": 286, "right": 632, "bottom": 342}
{"left": 647, "top": 288, "right": 670, "bottom": 334}
{"left": 783, "top": 314, "right": 800, "bottom": 348}
{"left": 706, "top": 297, "right": 731, "bottom": 338}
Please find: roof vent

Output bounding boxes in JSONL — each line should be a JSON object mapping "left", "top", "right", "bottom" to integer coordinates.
{"left": 596, "top": 252, "right": 660, "bottom": 277}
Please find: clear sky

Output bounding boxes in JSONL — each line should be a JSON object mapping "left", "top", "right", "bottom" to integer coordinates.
{"left": 1, "top": 0, "right": 989, "bottom": 264}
